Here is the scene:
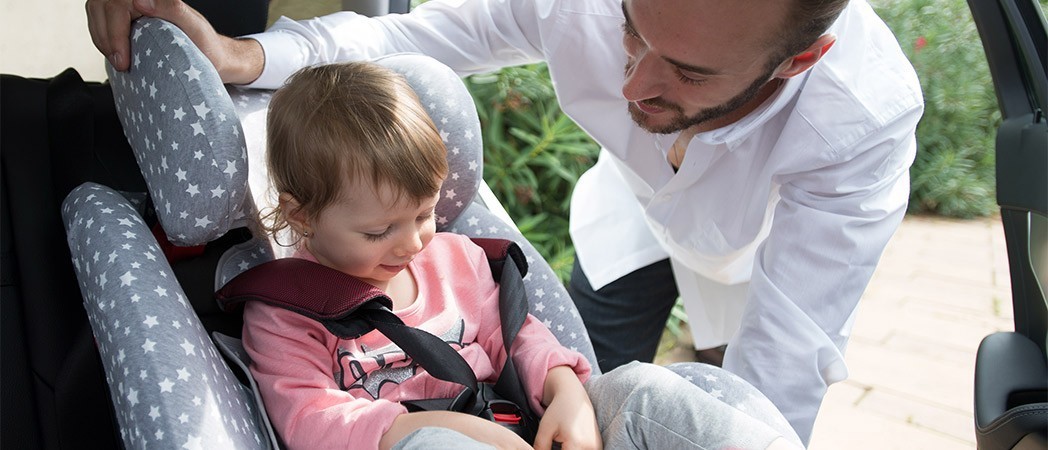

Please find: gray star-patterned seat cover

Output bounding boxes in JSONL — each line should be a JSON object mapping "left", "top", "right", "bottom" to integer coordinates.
{"left": 62, "top": 17, "right": 798, "bottom": 450}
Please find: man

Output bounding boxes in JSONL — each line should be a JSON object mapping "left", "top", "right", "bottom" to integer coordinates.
{"left": 87, "top": 0, "right": 923, "bottom": 443}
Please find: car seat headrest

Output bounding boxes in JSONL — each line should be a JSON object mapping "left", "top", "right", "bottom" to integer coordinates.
{"left": 371, "top": 53, "right": 484, "bottom": 232}
{"left": 107, "top": 18, "right": 484, "bottom": 253}
{"left": 106, "top": 18, "right": 249, "bottom": 247}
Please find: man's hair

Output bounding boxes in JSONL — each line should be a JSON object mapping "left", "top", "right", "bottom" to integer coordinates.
{"left": 264, "top": 61, "right": 448, "bottom": 237}
{"left": 767, "top": 0, "right": 850, "bottom": 70}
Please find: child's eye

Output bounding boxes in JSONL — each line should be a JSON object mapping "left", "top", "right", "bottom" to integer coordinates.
{"left": 416, "top": 211, "right": 434, "bottom": 223}
{"left": 364, "top": 228, "right": 391, "bottom": 242}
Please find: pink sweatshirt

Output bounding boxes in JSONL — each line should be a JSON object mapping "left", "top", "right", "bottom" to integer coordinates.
{"left": 242, "top": 233, "right": 591, "bottom": 449}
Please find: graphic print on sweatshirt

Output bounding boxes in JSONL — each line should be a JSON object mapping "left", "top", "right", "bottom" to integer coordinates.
{"left": 335, "top": 318, "right": 467, "bottom": 399}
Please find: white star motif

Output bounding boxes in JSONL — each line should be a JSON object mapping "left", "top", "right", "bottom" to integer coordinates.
{"left": 158, "top": 378, "right": 175, "bottom": 393}
{"left": 467, "top": 216, "right": 480, "bottom": 226}
{"left": 127, "top": 388, "right": 139, "bottom": 406}
{"left": 143, "top": 315, "right": 159, "bottom": 327}
{"left": 193, "top": 101, "right": 211, "bottom": 119}
{"left": 175, "top": 168, "right": 188, "bottom": 181}
{"left": 177, "top": 367, "right": 191, "bottom": 381}
{"left": 469, "top": 160, "right": 479, "bottom": 171}
{"left": 178, "top": 413, "right": 189, "bottom": 424}
{"left": 107, "top": 251, "right": 118, "bottom": 263}
{"left": 173, "top": 107, "right": 186, "bottom": 120}
{"left": 704, "top": 373, "right": 718, "bottom": 382}
{"left": 142, "top": 339, "right": 157, "bottom": 353}
{"left": 119, "top": 271, "right": 137, "bottom": 286}
{"left": 122, "top": 230, "right": 136, "bottom": 239}
{"left": 155, "top": 430, "right": 164, "bottom": 440}
{"left": 118, "top": 217, "right": 134, "bottom": 227}
{"left": 709, "top": 388, "right": 724, "bottom": 399}
{"left": 154, "top": 286, "right": 168, "bottom": 297}
{"left": 439, "top": 130, "right": 450, "bottom": 142}
{"left": 195, "top": 216, "right": 213, "bottom": 228}
{"left": 194, "top": 150, "right": 204, "bottom": 160}
{"left": 180, "top": 339, "right": 196, "bottom": 355}
{"left": 183, "top": 434, "right": 203, "bottom": 450}
{"left": 223, "top": 160, "right": 238, "bottom": 176}
{"left": 444, "top": 189, "right": 457, "bottom": 200}
{"left": 184, "top": 65, "right": 202, "bottom": 82}
{"left": 190, "top": 121, "right": 204, "bottom": 136}
{"left": 144, "top": 251, "right": 156, "bottom": 261}
{"left": 149, "top": 83, "right": 157, "bottom": 99}
{"left": 98, "top": 272, "right": 107, "bottom": 288}
{"left": 186, "top": 184, "right": 200, "bottom": 196}
{"left": 211, "top": 187, "right": 226, "bottom": 198}
{"left": 535, "top": 302, "right": 545, "bottom": 312}
{"left": 149, "top": 406, "right": 161, "bottom": 421}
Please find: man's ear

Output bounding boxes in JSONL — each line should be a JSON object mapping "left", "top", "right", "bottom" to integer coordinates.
{"left": 279, "top": 193, "right": 309, "bottom": 234}
{"left": 774, "top": 34, "right": 837, "bottom": 79}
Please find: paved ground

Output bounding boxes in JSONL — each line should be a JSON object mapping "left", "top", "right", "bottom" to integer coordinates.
{"left": 4, "top": 3, "right": 1011, "bottom": 448}
{"left": 658, "top": 214, "right": 1010, "bottom": 449}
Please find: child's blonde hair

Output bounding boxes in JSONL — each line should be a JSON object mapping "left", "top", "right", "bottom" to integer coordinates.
{"left": 264, "top": 62, "right": 449, "bottom": 240}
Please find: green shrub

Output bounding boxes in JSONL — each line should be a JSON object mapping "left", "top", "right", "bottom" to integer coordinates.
{"left": 464, "top": 64, "right": 600, "bottom": 281}
{"left": 873, "top": 0, "right": 1001, "bottom": 218}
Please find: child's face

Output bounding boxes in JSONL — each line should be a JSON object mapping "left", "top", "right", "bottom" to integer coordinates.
{"left": 304, "top": 178, "right": 440, "bottom": 291}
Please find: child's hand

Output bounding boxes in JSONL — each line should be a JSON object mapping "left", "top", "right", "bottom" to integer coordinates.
{"left": 534, "top": 366, "right": 601, "bottom": 450}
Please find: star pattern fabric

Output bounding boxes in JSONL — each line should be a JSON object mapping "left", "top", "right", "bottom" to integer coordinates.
{"left": 62, "top": 183, "right": 270, "bottom": 449}
{"left": 107, "top": 18, "right": 249, "bottom": 247}
{"left": 666, "top": 362, "right": 801, "bottom": 443}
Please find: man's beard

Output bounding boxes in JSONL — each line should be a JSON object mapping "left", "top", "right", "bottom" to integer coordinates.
{"left": 626, "top": 66, "right": 776, "bottom": 135}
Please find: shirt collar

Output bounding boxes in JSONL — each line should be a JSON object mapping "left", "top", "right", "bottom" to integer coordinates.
{"left": 693, "top": 71, "right": 808, "bottom": 151}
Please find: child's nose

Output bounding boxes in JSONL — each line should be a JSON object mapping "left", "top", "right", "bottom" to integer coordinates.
{"left": 394, "top": 230, "right": 423, "bottom": 257}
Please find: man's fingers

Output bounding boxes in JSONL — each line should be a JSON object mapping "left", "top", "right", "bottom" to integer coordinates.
{"left": 104, "top": 0, "right": 135, "bottom": 70}
{"left": 85, "top": 0, "right": 110, "bottom": 55}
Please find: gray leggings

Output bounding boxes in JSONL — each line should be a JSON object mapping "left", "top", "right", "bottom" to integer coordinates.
{"left": 394, "top": 362, "right": 800, "bottom": 449}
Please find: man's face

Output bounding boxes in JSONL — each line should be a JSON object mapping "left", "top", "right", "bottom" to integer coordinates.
{"left": 621, "top": 0, "right": 790, "bottom": 134}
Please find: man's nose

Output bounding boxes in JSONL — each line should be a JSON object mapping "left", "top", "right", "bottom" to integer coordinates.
{"left": 622, "top": 52, "right": 666, "bottom": 103}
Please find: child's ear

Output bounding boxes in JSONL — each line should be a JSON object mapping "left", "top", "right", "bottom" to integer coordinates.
{"left": 279, "top": 193, "right": 310, "bottom": 235}
{"left": 773, "top": 34, "right": 837, "bottom": 79}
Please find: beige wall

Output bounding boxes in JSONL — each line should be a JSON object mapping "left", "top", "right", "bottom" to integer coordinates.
{"left": 0, "top": 0, "right": 109, "bottom": 81}
{"left": 0, "top": 0, "right": 342, "bottom": 83}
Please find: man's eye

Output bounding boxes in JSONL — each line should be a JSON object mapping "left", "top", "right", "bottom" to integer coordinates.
{"left": 622, "top": 22, "right": 640, "bottom": 39}
{"left": 677, "top": 72, "right": 708, "bottom": 86}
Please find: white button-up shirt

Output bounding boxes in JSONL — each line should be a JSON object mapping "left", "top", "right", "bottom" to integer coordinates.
{"left": 246, "top": 0, "right": 923, "bottom": 442}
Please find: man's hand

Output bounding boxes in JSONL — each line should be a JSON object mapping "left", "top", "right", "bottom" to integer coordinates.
{"left": 85, "top": 0, "right": 264, "bottom": 84}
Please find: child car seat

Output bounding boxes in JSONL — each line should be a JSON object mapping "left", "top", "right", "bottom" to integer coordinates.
{"left": 61, "top": 18, "right": 798, "bottom": 448}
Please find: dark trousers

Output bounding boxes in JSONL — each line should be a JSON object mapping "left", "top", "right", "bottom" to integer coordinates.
{"left": 567, "top": 257, "right": 679, "bottom": 373}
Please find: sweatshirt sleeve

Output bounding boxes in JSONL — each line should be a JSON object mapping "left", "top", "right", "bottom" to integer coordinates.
{"left": 457, "top": 236, "right": 592, "bottom": 414}
{"left": 242, "top": 302, "right": 408, "bottom": 449}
